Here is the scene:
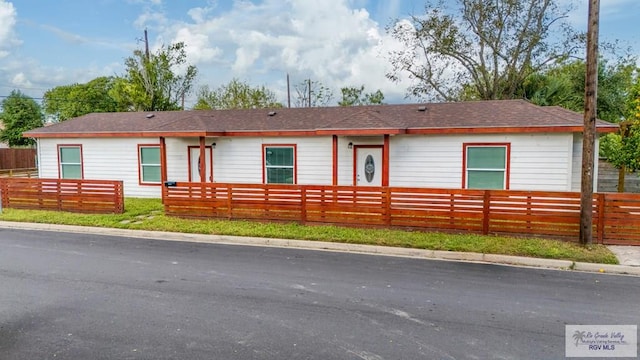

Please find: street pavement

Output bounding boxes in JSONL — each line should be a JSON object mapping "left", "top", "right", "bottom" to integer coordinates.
{"left": 1, "top": 227, "right": 639, "bottom": 359}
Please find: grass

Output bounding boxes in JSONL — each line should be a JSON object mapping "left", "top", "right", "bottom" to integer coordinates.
{"left": 0, "top": 197, "right": 618, "bottom": 265}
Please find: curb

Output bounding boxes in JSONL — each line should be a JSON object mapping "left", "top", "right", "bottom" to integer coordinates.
{"left": 1, "top": 221, "right": 639, "bottom": 277}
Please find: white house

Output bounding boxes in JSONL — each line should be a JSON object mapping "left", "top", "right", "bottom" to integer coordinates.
{"left": 24, "top": 100, "right": 618, "bottom": 198}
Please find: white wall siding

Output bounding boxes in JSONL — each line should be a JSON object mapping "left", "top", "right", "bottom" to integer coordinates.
{"left": 570, "top": 134, "right": 599, "bottom": 192}
{"left": 389, "top": 133, "right": 576, "bottom": 191}
{"left": 209, "top": 136, "right": 333, "bottom": 185}
{"left": 36, "top": 131, "right": 582, "bottom": 199}
{"left": 38, "top": 137, "right": 162, "bottom": 198}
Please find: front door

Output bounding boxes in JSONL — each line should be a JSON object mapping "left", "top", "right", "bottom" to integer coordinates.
{"left": 189, "top": 146, "right": 213, "bottom": 182}
{"left": 355, "top": 146, "right": 383, "bottom": 186}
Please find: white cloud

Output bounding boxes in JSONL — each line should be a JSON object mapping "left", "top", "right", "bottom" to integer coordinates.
{"left": 11, "top": 72, "right": 31, "bottom": 88}
{"left": 0, "top": 0, "right": 20, "bottom": 58}
{"left": 153, "top": 0, "right": 410, "bottom": 104}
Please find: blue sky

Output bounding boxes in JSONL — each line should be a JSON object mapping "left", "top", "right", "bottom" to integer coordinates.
{"left": 1, "top": 0, "right": 639, "bottom": 108}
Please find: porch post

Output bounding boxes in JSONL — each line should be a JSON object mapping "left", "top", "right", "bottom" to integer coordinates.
{"left": 382, "top": 134, "right": 390, "bottom": 186}
{"left": 160, "top": 136, "right": 167, "bottom": 204}
{"left": 332, "top": 135, "right": 338, "bottom": 185}
{"left": 199, "top": 136, "right": 206, "bottom": 183}
{"left": 160, "top": 137, "right": 167, "bottom": 183}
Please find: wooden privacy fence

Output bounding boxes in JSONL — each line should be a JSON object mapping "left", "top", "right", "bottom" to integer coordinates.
{"left": 0, "top": 178, "right": 124, "bottom": 214}
{"left": 163, "top": 183, "right": 640, "bottom": 245}
{"left": 0, "top": 148, "right": 36, "bottom": 170}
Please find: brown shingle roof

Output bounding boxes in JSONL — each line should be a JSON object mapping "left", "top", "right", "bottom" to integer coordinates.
{"left": 24, "top": 99, "right": 618, "bottom": 138}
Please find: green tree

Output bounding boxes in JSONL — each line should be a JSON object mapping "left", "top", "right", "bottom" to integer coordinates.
{"left": 386, "top": 0, "right": 581, "bottom": 101}
{"left": 110, "top": 42, "right": 197, "bottom": 111}
{"left": 193, "top": 79, "right": 282, "bottom": 110}
{"left": 524, "top": 59, "right": 636, "bottom": 123}
{"left": 338, "top": 86, "right": 385, "bottom": 106}
{"left": 600, "top": 73, "right": 640, "bottom": 191}
{"left": 0, "top": 90, "right": 44, "bottom": 147}
{"left": 43, "top": 76, "right": 125, "bottom": 121}
{"left": 293, "top": 80, "right": 334, "bottom": 107}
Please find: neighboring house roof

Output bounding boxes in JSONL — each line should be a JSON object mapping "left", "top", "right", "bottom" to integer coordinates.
{"left": 23, "top": 99, "right": 618, "bottom": 139}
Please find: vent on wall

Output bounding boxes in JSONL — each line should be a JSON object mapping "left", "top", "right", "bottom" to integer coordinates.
{"left": 268, "top": 111, "right": 277, "bottom": 116}
{"left": 417, "top": 106, "right": 427, "bottom": 112}
{"left": 146, "top": 113, "right": 155, "bottom": 119}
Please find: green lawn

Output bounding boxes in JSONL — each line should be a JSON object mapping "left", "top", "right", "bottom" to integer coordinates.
{"left": 0, "top": 197, "right": 618, "bottom": 265}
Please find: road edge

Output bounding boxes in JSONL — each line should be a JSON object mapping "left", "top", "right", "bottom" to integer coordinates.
{"left": 1, "top": 220, "right": 639, "bottom": 276}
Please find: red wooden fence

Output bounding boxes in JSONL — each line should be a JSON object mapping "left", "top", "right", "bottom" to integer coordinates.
{"left": 0, "top": 178, "right": 124, "bottom": 214}
{"left": 0, "top": 148, "right": 36, "bottom": 170}
{"left": 163, "top": 183, "right": 640, "bottom": 245}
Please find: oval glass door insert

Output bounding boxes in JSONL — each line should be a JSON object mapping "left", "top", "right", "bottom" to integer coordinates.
{"left": 364, "top": 155, "right": 375, "bottom": 183}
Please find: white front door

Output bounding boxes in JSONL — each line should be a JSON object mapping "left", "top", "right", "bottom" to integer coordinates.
{"left": 355, "top": 147, "right": 383, "bottom": 186}
{"left": 189, "top": 147, "right": 213, "bottom": 182}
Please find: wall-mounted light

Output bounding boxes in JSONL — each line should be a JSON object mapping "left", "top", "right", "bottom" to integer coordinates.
{"left": 211, "top": 142, "right": 216, "bottom": 149}
{"left": 348, "top": 142, "right": 353, "bottom": 149}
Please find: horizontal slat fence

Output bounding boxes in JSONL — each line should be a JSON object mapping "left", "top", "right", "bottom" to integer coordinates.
{"left": 163, "top": 183, "right": 640, "bottom": 245}
{"left": 600, "top": 193, "right": 640, "bottom": 245}
{"left": 0, "top": 178, "right": 124, "bottom": 214}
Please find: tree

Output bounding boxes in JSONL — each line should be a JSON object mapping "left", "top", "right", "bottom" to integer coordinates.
{"left": 338, "top": 86, "right": 385, "bottom": 106}
{"left": 110, "top": 42, "right": 197, "bottom": 111}
{"left": 43, "top": 76, "right": 125, "bottom": 121}
{"left": 600, "top": 73, "right": 640, "bottom": 191}
{"left": 386, "top": 0, "right": 582, "bottom": 101}
{"left": 0, "top": 90, "right": 44, "bottom": 147}
{"left": 193, "top": 79, "right": 282, "bottom": 110}
{"left": 293, "top": 80, "right": 334, "bottom": 107}
{"left": 524, "top": 59, "right": 635, "bottom": 123}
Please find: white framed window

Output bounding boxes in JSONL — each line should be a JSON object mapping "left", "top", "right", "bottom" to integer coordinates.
{"left": 58, "top": 145, "right": 83, "bottom": 179}
{"left": 263, "top": 145, "right": 296, "bottom": 184}
{"left": 138, "top": 145, "right": 161, "bottom": 184}
{"left": 464, "top": 144, "right": 510, "bottom": 189}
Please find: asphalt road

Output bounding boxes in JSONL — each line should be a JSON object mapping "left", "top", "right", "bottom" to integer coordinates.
{"left": 1, "top": 228, "right": 639, "bottom": 360}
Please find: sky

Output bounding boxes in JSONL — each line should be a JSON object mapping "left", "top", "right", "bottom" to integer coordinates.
{"left": 0, "top": 0, "right": 639, "bottom": 108}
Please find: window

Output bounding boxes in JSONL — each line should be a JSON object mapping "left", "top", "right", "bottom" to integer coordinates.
{"left": 58, "top": 145, "right": 82, "bottom": 179}
{"left": 139, "top": 145, "right": 161, "bottom": 184}
{"left": 264, "top": 145, "right": 296, "bottom": 184}
{"left": 464, "top": 144, "right": 509, "bottom": 189}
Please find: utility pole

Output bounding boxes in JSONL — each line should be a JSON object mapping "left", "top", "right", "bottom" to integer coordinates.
{"left": 308, "top": 78, "right": 311, "bottom": 107}
{"left": 579, "top": 0, "right": 600, "bottom": 245}
{"left": 287, "top": 73, "right": 291, "bottom": 108}
{"left": 144, "top": 29, "right": 150, "bottom": 61}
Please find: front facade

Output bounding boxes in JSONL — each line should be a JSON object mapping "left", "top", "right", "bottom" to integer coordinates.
{"left": 27, "top": 100, "right": 617, "bottom": 198}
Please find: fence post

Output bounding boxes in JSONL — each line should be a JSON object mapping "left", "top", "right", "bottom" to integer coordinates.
{"left": 226, "top": 184, "right": 233, "bottom": 220}
{"left": 596, "top": 193, "right": 605, "bottom": 244}
{"left": 482, "top": 190, "right": 491, "bottom": 235}
{"left": 301, "top": 186, "right": 307, "bottom": 224}
{"left": 384, "top": 187, "right": 391, "bottom": 226}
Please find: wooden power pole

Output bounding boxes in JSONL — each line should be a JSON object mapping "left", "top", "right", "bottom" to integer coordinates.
{"left": 579, "top": 0, "right": 600, "bottom": 245}
{"left": 144, "top": 29, "right": 150, "bottom": 61}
